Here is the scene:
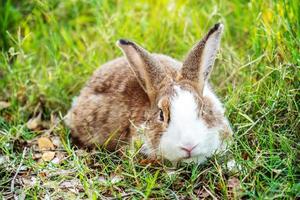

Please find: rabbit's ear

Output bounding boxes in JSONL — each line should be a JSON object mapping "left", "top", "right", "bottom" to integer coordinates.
{"left": 117, "top": 39, "right": 164, "bottom": 104}
{"left": 180, "top": 23, "right": 224, "bottom": 93}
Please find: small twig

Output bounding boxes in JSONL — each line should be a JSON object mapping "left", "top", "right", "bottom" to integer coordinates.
{"left": 11, "top": 147, "right": 27, "bottom": 195}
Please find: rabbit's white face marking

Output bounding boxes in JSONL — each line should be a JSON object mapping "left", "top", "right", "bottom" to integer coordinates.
{"left": 158, "top": 86, "right": 222, "bottom": 163}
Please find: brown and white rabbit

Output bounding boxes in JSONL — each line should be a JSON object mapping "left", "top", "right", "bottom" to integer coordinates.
{"left": 65, "top": 23, "right": 233, "bottom": 164}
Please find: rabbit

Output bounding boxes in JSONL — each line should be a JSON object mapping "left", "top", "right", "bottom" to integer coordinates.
{"left": 65, "top": 23, "right": 233, "bottom": 164}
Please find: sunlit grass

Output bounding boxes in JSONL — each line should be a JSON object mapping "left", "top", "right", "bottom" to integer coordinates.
{"left": 0, "top": 0, "right": 299, "bottom": 199}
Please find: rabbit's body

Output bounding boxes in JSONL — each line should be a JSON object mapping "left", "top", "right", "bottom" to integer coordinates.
{"left": 66, "top": 23, "right": 233, "bottom": 164}
{"left": 65, "top": 55, "right": 177, "bottom": 150}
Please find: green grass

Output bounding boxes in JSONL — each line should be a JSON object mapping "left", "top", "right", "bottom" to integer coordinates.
{"left": 0, "top": 0, "right": 299, "bottom": 199}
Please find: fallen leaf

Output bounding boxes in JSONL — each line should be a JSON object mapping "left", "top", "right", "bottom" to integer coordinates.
{"left": 27, "top": 112, "right": 51, "bottom": 131}
{"left": 39, "top": 172, "right": 47, "bottom": 178}
{"left": 242, "top": 152, "right": 249, "bottom": 160}
{"left": 98, "top": 176, "right": 107, "bottom": 185}
{"left": 42, "top": 151, "right": 55, "bottom": 161}
{"left": 3, "top": 113, "right": 13, "bottom": 122}
{"left": 51, "top": 157, "right": 60, "bottom": 164}
{"left": 44, "top": 193, "right": 51, "bottom": 200}
{"left": 272, "top": 169, "right": 282, "bottom": 175}
{"left": 0, "top": 155, "right": 9, "bottom": 165}
{"left": 19, "top": 176, "right": 39, "bottom": 187}
{"left": 226, "top": 159, "right": 242, "bottom": 173}
{"left": 50, "top": 113, "right": 60, "bottom": 125}
{"left": 166, "top": 169, "right": 180, "bottom": 178}
{"left": 19, "top": 165, "right": 28, "bottom": 171}
{"left": 51, "top": 151, "right": 66, "bottom": 164}
{"left": 51, "top": 136, "right": 62, "bottom": 148}
{"left": 0, "top": 101, "right": 10, "bottom": 110}
{"left": 38, "top": 137, "right": 54, "bottom": 150}
{"left": 27, "top": 112, "right": 42, "bottom": 130}
{"left": 33, "top": 153, "right": 43, "bottom": 160}
{"left": 139, "top": 159, "right": 160, "bottom": 165}
{"left": 60, "top": 179, "right": 83, "bottom": 193}
{"left": 47, "top": 169, "right": 76, "bottom": 177}
{"left": 16, "top": 86, "right": 27, "bottom": 104}
{"left": 16, "top": 191, "right": 26, "bottom": 200}
{"left": 228, "top": 177, "right": 240, "bottom": 189}
{"left": 110, "top": 174, "right": 123, "bottom": 184}
{"left": 60, "top": 181, "right": 73, "bottom": 188}
{"left": 98, "top": 174, "right": 123, "bottom": 186}
{"left": 197, "top": 188, "right": 210, "bottom": 198}
{"left": 43, "top": 180, "right": 59, "bottom": 189}
{"left": 228, "top": 177, "right": 242, "bottom": 198}
{"left": 59, "top": 179, "right": 81, "bottom": 188}
{"left": 75, "top": 149, "right": 88, "bottom": 157}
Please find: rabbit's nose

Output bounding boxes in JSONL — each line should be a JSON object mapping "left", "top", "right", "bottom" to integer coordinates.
{"left": 180, "top": 144, "right": 198, "bottom": 158}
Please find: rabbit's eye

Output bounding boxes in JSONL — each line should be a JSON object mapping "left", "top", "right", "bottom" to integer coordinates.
{"left": 159, "top": 109, "right": 164, "bottom": 122}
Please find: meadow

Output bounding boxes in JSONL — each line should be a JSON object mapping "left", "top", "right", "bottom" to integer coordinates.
{"left": 0, "top": 0, "right": 299, "bottom": 199}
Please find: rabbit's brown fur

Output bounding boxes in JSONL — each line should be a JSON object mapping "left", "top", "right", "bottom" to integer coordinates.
{"left": 65, "top": 55, "right": 226, "bottom": 150}
{"left": 65, "top": 55, "right": 179, "bottom": 150}
{"left": 65, "top": 23, "right": 233, "bottom": 163}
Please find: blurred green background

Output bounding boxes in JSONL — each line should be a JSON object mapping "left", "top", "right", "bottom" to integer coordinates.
{"left": 0, "top": 0, "right": 299, "bottom": 199}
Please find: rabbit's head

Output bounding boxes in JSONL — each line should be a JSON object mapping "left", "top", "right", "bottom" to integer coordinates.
{"left": 117, "top": 23, "right": 232, "bottom": 163}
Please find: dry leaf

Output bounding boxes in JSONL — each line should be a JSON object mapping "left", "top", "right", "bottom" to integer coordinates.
{"left": 98, "top": 174, "right": 123, "bottom": 186}
{"left": 33, "top": 153, "right": 43, "bottom": 160}
{"left": 19, "top": 165, "right": 28, "bottom": 171}
{"left": 51, "top": 136, "right": 62, "bottom": 148}
{"left": 197, "top": 188, "right": 210, "bottom": 198}
{"left": 51, "top": 157, "right": 60, "bottom": 164}
{"left": 27, "top": 113, "right": 42, "bottom": 130}
{"left": 44, "top": 193, "right": 51, "bottom": 200}
{"left": 228, "top": 177, "right": 242, "bottom": 198}
{"left": 16, "top": 86, "right": 27, "bottom": 104}
{"left": 60, "top": 179, "right": 82, "bottom": 188}
{"left": 166, "top": 169, "right": 180, "bottom": 178}
{"left": 139, "top": 159, "right": 160, "bottom": 165}
{"left": 38, "top": 137, "right": 54, "bottom": 150}
{"left": 27, "top": 112, "right": 50, "bottom": 131}
{"left": 39, "top": 172, "right": 47, "bottom": 178}
{"left": 0, "top": 101, "right": 10, "bottom": 110}
{"left": 110, "top": 174, "right": 123, "bottom": 184}
{"left": 47, "top": 169, "right": 76, "bottom": 177}
{"left": 98, "top": 176, "right": 107, "bottom": 185}
{"left": 50, "top": 113, "right": 60, "bottom": 125}
{"left": 42, "top": 151, "right": 55, "bottom": 161}
{"left": 75, "top": 149, "right": 88, "bottom": 157}
{"left": 0, "top": 155, "right": 9, "bottom": 165}
{"left": 60, "top": 179, "right": 83, "bottom": 193}
{"left": 226, "top": 159, "right": 242, "bottom": 173}
{"left": 43, "top": 180, "right": 59, "bottom": 189}
{"left": 242, "top": 151, "right": 249, "bottom": 160}
{"left": 51, "top": 151, "right": 66, "bottom": 164}
{"left": 16, "top": 191, "right": 26, "bottom": 200}
{"left": 19, "top": 176, "right": 39, "bottom": 187}
{"left": 228, "top": 177, "right": 241, "bottom": 189}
